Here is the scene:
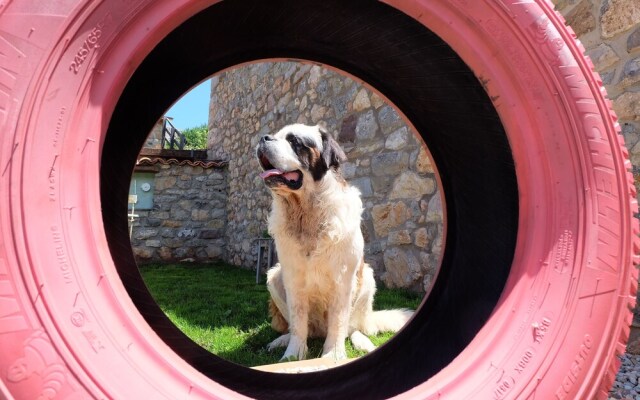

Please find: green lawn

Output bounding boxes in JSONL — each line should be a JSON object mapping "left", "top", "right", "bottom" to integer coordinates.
{"left": 140, "top": 262, "right": 422, "bottom": 367}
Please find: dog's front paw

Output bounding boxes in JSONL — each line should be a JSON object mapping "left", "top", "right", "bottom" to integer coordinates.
{"left": 280, "top": 336, "right": 307, "bottom": 362}
{"left": 267, "top": 334, "right": 290, "bottom": 352}
{"left": 321, "top": 346, "right": 347, "bottom": 361}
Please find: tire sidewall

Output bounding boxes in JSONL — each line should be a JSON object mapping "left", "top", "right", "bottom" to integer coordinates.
{"left": 390, "top": 1, "right": 633, "bottom": 398}
{"left": 2, "top": 1, "right": 243, "bottom": 399}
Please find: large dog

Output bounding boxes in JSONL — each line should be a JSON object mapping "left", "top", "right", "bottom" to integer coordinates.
{"left": 256, "top": 123, "right": 413, "bottom": 361}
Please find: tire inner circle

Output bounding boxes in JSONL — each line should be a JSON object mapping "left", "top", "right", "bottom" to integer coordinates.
{"left": 101, "top": 0, "right": 518, "bottom": 398}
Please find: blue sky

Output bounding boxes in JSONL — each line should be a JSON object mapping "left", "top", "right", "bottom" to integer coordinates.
{"left": 165, "top": 79, "right": 211, "bottom": 130}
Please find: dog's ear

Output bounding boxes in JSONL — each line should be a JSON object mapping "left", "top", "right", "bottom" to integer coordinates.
{"left": 320, "top": 126, "right": 347, "bottom": 169}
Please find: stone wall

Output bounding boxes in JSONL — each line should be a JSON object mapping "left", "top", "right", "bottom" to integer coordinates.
{"left": 208, "top": 62, "right": 443, "bottom": 293}
{"left": 130, "top": 161, "right": 228, "bottom": 263}
{"left": 144, "top": 119, "right": 163, "bottom": 149}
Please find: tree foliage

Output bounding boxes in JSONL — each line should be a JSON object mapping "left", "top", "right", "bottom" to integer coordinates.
{"left": 182, "top": 123, "right": 208, "bottom": 150}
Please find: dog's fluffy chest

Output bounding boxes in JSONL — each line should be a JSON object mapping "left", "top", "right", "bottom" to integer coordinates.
{"left": 276, "top": 199, "right": 328, "bottom": 255}
{"left": 267, "top": 181, "right": 364, "bottom": 281}
{"left": 268, "top": 184, "right": 363, "bottom": 253}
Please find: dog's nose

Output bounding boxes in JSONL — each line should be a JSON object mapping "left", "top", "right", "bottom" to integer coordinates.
{"left": 260, "top": 135, "right": 274, "bottom": 143}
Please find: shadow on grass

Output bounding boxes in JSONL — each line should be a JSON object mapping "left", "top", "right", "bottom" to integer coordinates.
{"left": 140, "top": 262, "right": 422, "bottom": 367}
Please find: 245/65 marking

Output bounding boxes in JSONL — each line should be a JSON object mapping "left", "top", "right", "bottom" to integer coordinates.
{"left": 69, "top": 25, "right": 102, "bottom": 74}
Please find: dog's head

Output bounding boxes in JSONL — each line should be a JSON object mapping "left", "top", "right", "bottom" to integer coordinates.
{"left": 256, "top": 124, "right": 346, "bottom": 192}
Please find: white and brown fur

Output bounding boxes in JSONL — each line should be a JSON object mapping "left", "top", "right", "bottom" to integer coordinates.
{"left": 256, "top": 123, "right": 413, "bottom": 361}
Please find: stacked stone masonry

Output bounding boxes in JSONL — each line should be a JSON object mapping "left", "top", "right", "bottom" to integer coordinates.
{"left": 208, "top": 62, "right": 443, "bottom": 294}
{"left": 130, "top": 163, "right": 228, "bottom": 263}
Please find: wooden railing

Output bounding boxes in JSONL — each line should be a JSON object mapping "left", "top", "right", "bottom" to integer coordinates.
{"left": 161, "top": 117, "right": 186, "bottom": 150}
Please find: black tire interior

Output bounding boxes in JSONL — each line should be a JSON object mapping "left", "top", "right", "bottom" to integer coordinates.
{"left": 101, "top": 0, "right": 518, "bottom": 398}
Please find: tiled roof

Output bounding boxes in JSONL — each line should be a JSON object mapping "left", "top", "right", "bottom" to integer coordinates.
{"left": 136, "top": 156, "right": 227, "bottom": 169}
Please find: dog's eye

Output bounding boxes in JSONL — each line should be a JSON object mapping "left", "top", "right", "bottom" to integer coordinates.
{"left": 286, "top": 135, "right": 299, "bottom": 147}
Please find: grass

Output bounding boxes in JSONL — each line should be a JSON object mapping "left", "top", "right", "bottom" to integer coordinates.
{"left": 140, "top": 262, "right": 422, "bottom": 367}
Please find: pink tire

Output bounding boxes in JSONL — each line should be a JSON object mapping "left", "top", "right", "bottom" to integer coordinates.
{"left": 0, "top": 0, "right": 636, "bottom": 399}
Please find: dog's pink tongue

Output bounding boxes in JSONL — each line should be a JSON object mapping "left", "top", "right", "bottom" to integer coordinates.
{"left": 283, "top": 171, "right": 299, "bottom": 181}
{"left": 260, "top": 169, "right": 283, "bottom": 179}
